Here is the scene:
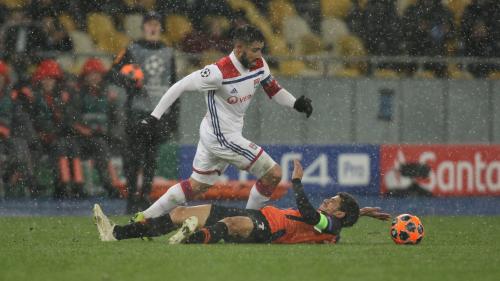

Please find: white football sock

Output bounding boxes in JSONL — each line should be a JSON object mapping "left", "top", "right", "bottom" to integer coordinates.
{"left": 143, "top": 183, "right": 186, "bottom": 218}
{"left": 246, "top": 185, "right": 270, "bottom": 210}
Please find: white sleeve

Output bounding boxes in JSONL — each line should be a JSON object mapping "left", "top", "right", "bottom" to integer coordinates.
{"left": 272, "top": 88, "right": 296, "bottom": 108}
{"left": 151, "top": 65, "right": 222, "bottom": 119}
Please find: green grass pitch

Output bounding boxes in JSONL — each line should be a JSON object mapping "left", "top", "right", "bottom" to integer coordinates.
{"left": 1, "top": 215, "right": 499, "bottom": 281}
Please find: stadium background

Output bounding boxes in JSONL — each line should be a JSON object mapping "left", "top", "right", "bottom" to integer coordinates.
{"left": 1, "top": 0, "right": 500, "bottom": 214}
{"left": 0, "top": 1, "right": 500, "bottom": 281}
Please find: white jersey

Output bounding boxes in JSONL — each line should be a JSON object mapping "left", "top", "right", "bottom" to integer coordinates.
{"left": 195, "top": 52, "right": 281, "bottom": 138}
{"left": 151, "top": 51, "right": 294, "bottom": 144}
{"left": 150, "top": 51, "right": 298, "bottom": 184}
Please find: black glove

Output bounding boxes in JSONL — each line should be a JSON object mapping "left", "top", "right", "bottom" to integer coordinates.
{"left": 137, "top": 115, "right": 160, "bottom": 139}
{"left": 293, "top": 95, "right": 313, "bottom": 118}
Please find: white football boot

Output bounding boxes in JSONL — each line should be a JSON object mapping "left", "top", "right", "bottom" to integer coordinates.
{"left": 168, "top": 216, "right": 198, "bottom": 244}
{"left": 93, "top": 204, "right": 117, "bottom": 242}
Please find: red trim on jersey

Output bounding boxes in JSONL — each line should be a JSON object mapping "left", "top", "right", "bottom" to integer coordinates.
{"left": 215, "top": 56, "right": 240, "bottom": 79}
{"left": 192, "top": 167, "right": 222, "bottom": 176}
{"left": 261, "top": 75, "right": 282, "bottom": 98}
{"left": 180, "top": 180, "right": 194, "bottom": 200}
{"left": 250, "top": 58, "right": 264, "bottom": 71}
{"left": 245, "top": 148, "right": 264, "bottom": 170}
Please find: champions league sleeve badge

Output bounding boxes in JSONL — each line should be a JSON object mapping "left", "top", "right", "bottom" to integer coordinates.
{"left": 200, "top": 68, "right": 210, "bottom": 77}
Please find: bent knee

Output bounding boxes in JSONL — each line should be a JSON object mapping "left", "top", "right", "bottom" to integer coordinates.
{"left": 189, "top": 178, "right": 212, "bottom": 193}
{"left": 266, "top": 165, "right": 282, "bottom": 184}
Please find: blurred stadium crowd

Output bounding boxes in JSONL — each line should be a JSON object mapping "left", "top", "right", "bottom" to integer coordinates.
{"left": 0, "top": 0, "right": 500, "bottom": 199}
{"left": 0, "top": 0, "right": 499, "bottom": 79}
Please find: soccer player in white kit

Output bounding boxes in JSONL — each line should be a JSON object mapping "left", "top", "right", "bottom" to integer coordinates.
{"left": 136, "top": 25, "right": 313, "bottom": 219}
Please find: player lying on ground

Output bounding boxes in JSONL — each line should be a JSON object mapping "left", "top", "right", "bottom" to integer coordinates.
{"left": 94, "top": 160, "right": 390, "bottom": 244}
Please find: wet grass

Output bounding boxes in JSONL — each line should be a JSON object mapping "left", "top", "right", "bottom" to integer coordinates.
{"left": 0, "top": 216, "right": 499, "bottom": 281}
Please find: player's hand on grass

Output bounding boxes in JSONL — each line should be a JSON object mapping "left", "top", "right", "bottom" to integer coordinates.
{"left": 292, "top": 159, "right": 303, "bottom": 181}
{"left": 294, "top": 95, "right": 313, "bottom": 118}
{"left": 359, "top": 207, "right": 391, "bottom": 221}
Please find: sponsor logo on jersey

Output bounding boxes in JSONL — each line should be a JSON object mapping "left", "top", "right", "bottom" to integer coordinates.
{"left": 227, "top": 94, "right": 254, "bottom": 104}
{"left": 200, "top": 68, "right": 210, "bottom": 77}
{"left": 227, "top": 96, "right": 238, "bottom": 104}
{"left": 230, "top": 88, "right": 238, "bottom": 94}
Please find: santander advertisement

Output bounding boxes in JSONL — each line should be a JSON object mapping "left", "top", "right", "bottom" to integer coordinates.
{"left": 380, "top": 145, "right": 500, "bottom": 196}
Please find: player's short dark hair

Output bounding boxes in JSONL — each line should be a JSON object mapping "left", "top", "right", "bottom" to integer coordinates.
{"left": 338, "top": 192, "right": 360, "bottom": 227}
{"left": 232, "top": 25, "right": 265, "bottom": 45}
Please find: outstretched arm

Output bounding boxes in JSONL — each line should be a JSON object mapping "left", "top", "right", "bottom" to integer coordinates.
{"left": 359, "top": 207, "right": 391, "bottom": 221}
{"left": 150, "top": 73, "right": 197, "bottom": 119}
{"left": 260, "top": 59, "right": 313, "bottom": 117}
{"left": 291, "top": 160, "right": 321, "bottom": 225}
{"left": 150, "top": 65, "right": 222, "bottom": 120}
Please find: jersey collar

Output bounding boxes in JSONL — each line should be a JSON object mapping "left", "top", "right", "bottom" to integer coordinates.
{"left": 229, "top": 51, "right": 249, "bottom": 74}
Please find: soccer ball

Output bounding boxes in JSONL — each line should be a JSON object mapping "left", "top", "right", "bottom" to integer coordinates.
{"left": 120, "top": 64, "right": 144, "bottom": 86}
{"left": 390, "top": 214, "right": 424, "bottom": 245}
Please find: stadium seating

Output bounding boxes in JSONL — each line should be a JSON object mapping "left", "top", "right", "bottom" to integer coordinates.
{"left": 69, "top": 31, "right": 98, "bottom": 54}
{"left": 334, "top": 35, "right": 368, "bottom": 76}
{"left": 282, "top": 15, "right": 311, "bottom": 50}
{"left": 373, "top": 69, "right": 401, "bottom": 79}
{"left": 58, "top": 13, "right": 77, "bottom": 32}
{"left": 67, "top": 31, "right": 98, "bottom": 74}
{"left": 299, "top": 34, "right": 324, "bottom": 55}
{"left": 123, "top": 14, "right": 143, "bottom": 40}
{"left": 123, "top": 0, "right": 156, "bottom": 11}
{"left": 279, "top": 60, "right": 306, "bottom": 76}
{"left": 448, "top": 64, "right": 474, "bottom": 80}
{"left": 268, "top": 0, "right": 297, "bottom": 33}
{"left": 487, "top": 71, "right": 500, "bottom": 80}
{"left": 163, "top": 14, "right": 192, "bottom": 46}
{"left": 445, "top": 0, "right": 472, "bottom": 23}
{"left": 320, "top": 0, "right": 352, "bottom": 19}
{"left": 200, "top": 50, "right": 224, "bottom": 68}
{"left": 87, "top": 13, "right": 130, "bottom": 54}
{"left": 226, "top": 0, "right": 290, "bottom": 56}
{"left": 414, "top": 70, "right": 436, "bottom": 79}
{"left": 320, "top": 17, "right": 350, "bottom": 48}
{"left": 1, "top": 0, "right": 27, "bottom": 8}
{"left": 396, "top": 0, "right": 417, "bottom": 15}
{"left": 331, "top": 66, "right": 362, "bottom": 78}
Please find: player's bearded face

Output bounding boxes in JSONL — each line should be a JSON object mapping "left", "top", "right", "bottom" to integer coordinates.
{"left": 239, "top": 41, "right": 264, "bottom": 68}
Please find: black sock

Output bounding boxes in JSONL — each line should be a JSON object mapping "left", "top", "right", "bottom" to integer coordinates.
{"left": 113, "top": 214, "right": 175, "bottom": 240}
{"left": 186, "top": 222, "right": 228, "bottom": 244}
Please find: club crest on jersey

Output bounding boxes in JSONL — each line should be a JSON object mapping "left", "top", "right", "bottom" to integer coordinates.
{"left": 249, "top": 142, "right": 258, "bottom": 150}
{"left": 254, "top": 78, "right": 260, "bottom": 88}
{"left": 227, "top": 96, "right": 238, "bottom": 104}
{"left": 230, "top": 88, "right": 238, "bottom": 94}
{"left": 200, "top": 68, "right": 210, "bottom": 77}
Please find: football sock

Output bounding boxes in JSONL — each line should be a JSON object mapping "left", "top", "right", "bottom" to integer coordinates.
{"left": 185, "top": 222, "right": 228, "bottom": 244}
{"left": 245, "top": 183, "right": 271, "bottom": 210}
{"left": 113, "top": 214, "right": 175, "bottom": 240}
{"left": 143, "top": 180, "right": 192, "bottom": 218}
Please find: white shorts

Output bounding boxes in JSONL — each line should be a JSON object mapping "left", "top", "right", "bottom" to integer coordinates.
{"left": 190, "top": 134, "right": 276, "bottom": 185}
